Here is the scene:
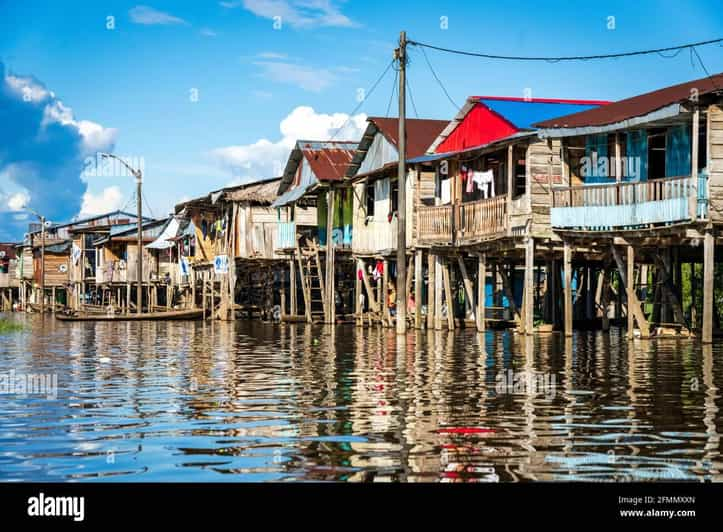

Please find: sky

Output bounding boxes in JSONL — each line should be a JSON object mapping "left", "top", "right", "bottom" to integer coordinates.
{"left": 1, "top": 0, "right": 722, "bottom": 241}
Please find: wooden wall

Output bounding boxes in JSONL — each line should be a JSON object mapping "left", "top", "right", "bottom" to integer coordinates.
{"left": 527, "top": 137, "right": 562, "bottom": 239}
{"left": 709, "top": 104, "right": 723, "bottom": 224}
{"left": 34, "top": 252, "right": 68, "bottom": 286}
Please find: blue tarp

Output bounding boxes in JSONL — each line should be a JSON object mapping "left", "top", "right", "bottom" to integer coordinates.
{"left": 480, "top": 99, "right": 602, "bottom": 130}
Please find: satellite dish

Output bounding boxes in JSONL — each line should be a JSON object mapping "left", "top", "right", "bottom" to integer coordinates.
{"left": 44, "top": 221, "right": 53, "bottom": 228}
{"left": 0, "top": 251, "right": 5, "bottom": 258}
{"left": 59, "top": 264, "right": 68, "bottom": 273}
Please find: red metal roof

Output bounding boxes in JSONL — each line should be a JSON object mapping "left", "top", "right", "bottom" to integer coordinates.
{"left": 367, "top": 117, "right": 448, "bottom": 158}
{"left": 300, "top": 141, "right": 357, "bottom": 182}
{"left": 535, "top": 72, "right": 723, "bottom": 129}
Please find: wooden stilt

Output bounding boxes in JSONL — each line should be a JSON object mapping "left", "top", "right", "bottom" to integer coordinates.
{"left": 434, "top": 254, "right": 443, "bottom": 331}
{"left": 414, "top": 250, "right": 423, "bottom": 329}
{"left": 359, "top": 258, "right": 379, "bottom": 314}
{"left": 612, "top": 245, "right": 650, "bottom": 339}
{"left": 427, "top": 252, "right": 436, "bottom": 329}
{"left": 442, "top": 258, "right": 454, "bottom": 331}
{"left": 563, "top": 241, "right": 573, "bottom": 337}
{"left": 325, "top": 187, "right": 336, "bottom": 324}
{"left": 289, "top": 259, "right": 297, "bottom": 317}
{"left": 690, "top": 262, "right": 698, "bottom": 329}
{"left": 601, "top": 268, "right": 611, "bottom": 332}
{"left": 524, "top": 237, "right": 534, "bottom": 334}
{"left": 457, "top": 256, "right": 475, "bottom": 320}
{"left": 355, "top": 259, "right": 363, "bottom": 326}
{"left": 703, "top": 231, "right": 714, "bottom": 343}
{"left": 476, "top": 253, "right": 486, "bottom": 332}
{"left": 382, "top": 258, "right": 389, "bottom": 327}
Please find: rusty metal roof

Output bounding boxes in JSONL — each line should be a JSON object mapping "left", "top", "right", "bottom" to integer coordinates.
{"left": 367, "top": 117, "right": 448, "bottom": 158}
{"left": 535, "top": 72, "right": 723, "bottom": 129}
{"left": 298, "top": 140, "right": 357, "bottom": 182}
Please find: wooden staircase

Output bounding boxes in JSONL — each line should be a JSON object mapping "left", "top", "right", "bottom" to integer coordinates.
{"left": 296, "top": 241, "right": 327, "bottom": 323}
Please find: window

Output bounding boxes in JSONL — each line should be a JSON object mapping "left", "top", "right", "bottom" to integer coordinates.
{"left": 647, "top": 128, "right": 666, "bottom": 179}
{"left": 365, "top": 182, "right": 375, "bottom": 218}
{"left": 390, "top": 179, "right": 399, "bottom": 213}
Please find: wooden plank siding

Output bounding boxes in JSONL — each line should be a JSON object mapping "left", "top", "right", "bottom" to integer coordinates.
{"left": 709, "top": 104, "right": 723, "bottom": 223}
{"left": 527, "top": 138, "right": 562, "bottom": 239}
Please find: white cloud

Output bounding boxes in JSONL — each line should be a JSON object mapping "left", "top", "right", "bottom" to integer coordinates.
{"left": 129, "top": 5, "right": 188, "bottom": 25}
{"left": 254, "top": 61, "right": 336, "bottom": 92}
{"left": 257, "top": 52, "right": 288, "bottom": 60}
{"left": 80, "top": 186, "right": 125, "bottom": 217}
{"left": 200, "top": 27, "right": 218, "bottom": 37}
{"left": 7, "top": 191, "right": 29, "bottom": 211}
{"left": 210, "top": 105, "right": 366, "bottom": 183}
{"left": 229, "top": 0, "right": 355, "bottom": 28}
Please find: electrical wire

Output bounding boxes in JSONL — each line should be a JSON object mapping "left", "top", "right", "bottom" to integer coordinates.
{"left": 406, "top": 76, "right": 420, "bottom": 119}
{"left": 408, "top": 37, "right": 723, "bottom": 62}
{"left": 386, "top": 67, "right": 398, "bottom": 117}
{"left": 416, "top": 46, "right": 461, "bottom": 113}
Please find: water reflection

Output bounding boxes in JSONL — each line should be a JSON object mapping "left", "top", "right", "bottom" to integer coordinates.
{"left": 0, "top": 314, "right": 721, "bottom": 482}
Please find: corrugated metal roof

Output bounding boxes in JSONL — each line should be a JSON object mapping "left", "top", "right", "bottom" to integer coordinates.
{"left": 408, "top": 131, "right": 537, "bottom": 164}
{"left": 223, "top": 177, "right": 281, "bottom": 204}
{"left": 535, "top": 72, "right": 723, "bottom": 129}
{"left": 299, "top": 140, "right": 357, "bottom": 182}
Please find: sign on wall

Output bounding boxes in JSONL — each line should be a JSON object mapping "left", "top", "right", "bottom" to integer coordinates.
{"left": 213, "top": 255, "right": 229, "bottom": 274}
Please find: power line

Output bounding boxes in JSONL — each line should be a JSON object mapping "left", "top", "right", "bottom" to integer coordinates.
{"left": 415, "top": 46, "right": 461, "bottom": 113}
{"left": 328, "top": 59, "right": 395, "bottom": 141}
{"left": 386, "top": 67, "right": 398, "bottom": 117}
{"left": 408, "top": 37, "right": 723, "bottom": 62}
{"left": 406, "top": 76, "right": 419, "bottom": 119}
{"left": 691, "top": 46, "right": 721, "bottom": 91}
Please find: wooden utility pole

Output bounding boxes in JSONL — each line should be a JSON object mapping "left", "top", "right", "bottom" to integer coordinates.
{"left": 136, "top": 169, "right": 143, "bottom": 314}
{"left": 40, "top": 215, "right": 45, "bottom": 314}
{"left": 395, "top": 30, "right": 407, "bottom": 334}
{"left": 325, "top": 186, "right": 336, "bottom": 324}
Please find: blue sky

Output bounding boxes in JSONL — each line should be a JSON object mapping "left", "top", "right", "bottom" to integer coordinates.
{"left": 1, "top": 0, "right": 722, "bottom": 240}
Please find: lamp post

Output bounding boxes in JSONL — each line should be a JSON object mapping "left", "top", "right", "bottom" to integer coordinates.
{"left": 99, "top": 153, "right": 143, "bottom": 314}
{"left": 25, "top": 207, "right": 47, "bottom": 314}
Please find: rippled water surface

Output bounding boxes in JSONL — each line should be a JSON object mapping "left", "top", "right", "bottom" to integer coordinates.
{"left": 0, "top": 314, "right": 721, "bottom": 482}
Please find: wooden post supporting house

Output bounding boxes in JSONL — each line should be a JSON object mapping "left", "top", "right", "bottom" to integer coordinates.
{"left": 476, "top": 253, "right": 486, "bottom": 332}
{"left": 524, "top": 237, "right": 535, "bottom": 334}
{"left": 325, "top": 187, "right": 336, "bottom": 324}
{"left": 382, "top": 258, "right": 389, "bottom": 326}
{"left": 434, "top": 255, "right": 443, "bottom": 330}
{"left": 442, "top": 258, "right": 454, "bottom": 331}
{"left": 458, "top": 256, "right": 475, "bottom": 323}
{"left": 355, "top": 259, "right": 362, "bottom": 326}
{"left": 414, "top": 250, "right": 423, "bottom": 329}
{"left": 427, "top": 252, "right": 436, "bottom": 329}
{"left": 563, "top": 241, "right": 573, "bottom": 337}
{"left": 289, "top": 259, "right": 297, "bottom": 317}
{"left": 703, "top": 231, "right": 714, "bottom": 343}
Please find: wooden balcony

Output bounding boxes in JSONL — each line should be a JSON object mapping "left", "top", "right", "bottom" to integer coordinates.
{"left": 418, "top": 196, "right": 508, "bottom": 246}
{"left": 551, "top": 175, "right": 708, "bottom": 231}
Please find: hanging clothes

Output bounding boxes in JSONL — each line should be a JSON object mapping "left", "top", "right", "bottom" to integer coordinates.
{"left": 462, "top": 165, "right": 474, "bottom": 193}
{"left": 440, "top": 178, "right": 451, "bottom": 204}
{"left": 472, "top": 170, "right": 495, "bottom": 198}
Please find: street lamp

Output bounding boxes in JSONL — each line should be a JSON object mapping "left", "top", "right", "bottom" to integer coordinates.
{"left": 99, "top": 153, "right": 144, "bottom": 314}
{"left": 24, "top": 207, "right": 47, "bottom": 314}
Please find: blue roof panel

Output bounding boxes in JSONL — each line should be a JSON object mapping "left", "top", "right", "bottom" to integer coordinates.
{"left": 479, "top": 99, "right": 603, "bottom": 130}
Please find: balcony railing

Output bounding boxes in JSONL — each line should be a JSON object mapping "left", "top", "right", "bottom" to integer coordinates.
{"left": 551, "top": 175, "right": 707, "bottom": 231}
{"left": 418, "top": 196, "right": 508, "bottom": 246}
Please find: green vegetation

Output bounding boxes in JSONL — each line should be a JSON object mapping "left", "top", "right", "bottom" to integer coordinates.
{"left": 0, "top": 318, "right": 25, "bottom": 333}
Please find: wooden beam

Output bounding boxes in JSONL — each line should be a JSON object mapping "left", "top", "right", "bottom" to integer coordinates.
{"left": 315, "top": 247, "right": 327, "bottom": 321}
{"left": 414, "top": 250, "right": 423, "bottom": 329}
{"left": 476, "top": 253, "right": 486, "bottom": 332}
{"left": 611, "top": 245, "right": 650, "bottom": 338}
{"left": 524, "top": 237, "right": 534, "bottom": 334}
{"left": 427, "top": 252, "right": 435, "bottom": 329}
{"left": 690, "top": 107, "right": 700, "bottom": 220}
{"left": 703, "top": 231, "right": 714, "bottom": 343}
{"left": 382, "top": 258, "right": 389, "bottom": 327}
{"left": 289, "top": 258, "right": 297, "bottom": 316}
{"left": 295, "top": 245, "right": 312, "bottom": 323}
{"left": 498, "top": 263, "right": 521, "bottom": 329}
{"left": 434, "top": 254, "right": 443, "bottom": 330}
{"left": 457, "top": 256, "right": 475, "bottom": 319}
{"left": 563, "top": 241, "right": 573, "bottom": 337}
{"left": 325, "top": 187, "right": 336, "bottom": 324}
{"left": 359, "top": 259, "right": 379, "bottom": 313}
{"left": 442, "top": 258, "right": 454, "bottom": 331}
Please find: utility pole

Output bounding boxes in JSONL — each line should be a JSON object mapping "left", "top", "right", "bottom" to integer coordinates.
{"left": 395, "top": 30, "right": 407, "bottom": 334}
{"left": 40, "top": 215, "right": 45, "bottom": 314}
{"left": 100, "top": 153, "right": 143, "bottom": 314}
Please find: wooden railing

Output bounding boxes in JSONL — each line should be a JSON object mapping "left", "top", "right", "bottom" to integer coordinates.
{"left": 418, "top": 204, "right": 454, "bottom": 245}
{"left": 552, "top": 175, "right": 693, "bottom": 208}
{"left": 551, "top": 175, "right": 707, "bottom": 230}
{"left": 458, "top": 196, "right": 507, "bottom": 242}
{"left": 418, "top": 197, "right": 507, "bottom": 245}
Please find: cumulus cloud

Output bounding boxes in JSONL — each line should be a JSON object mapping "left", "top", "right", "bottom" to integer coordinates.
{"left": 0, "top": 62, "right": 116, "bottom": 240}
{"left": 129, "top": 5, "right": 188, "bottom": 25}
{"left": 7, "top": 191, "right": 30, "bottom": 212}
{"left": 210, "top": 105, "right": 366, "bottom": 184}
{"left": 80, "top": 186, "right": 125, "bottom": 217}
{"left": 225, "top": 0, "right": 355, "bottom": 28}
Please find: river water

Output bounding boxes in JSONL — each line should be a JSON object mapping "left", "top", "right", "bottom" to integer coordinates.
{"left": 0, "top": 314, "right": 721, "bottom": 482}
